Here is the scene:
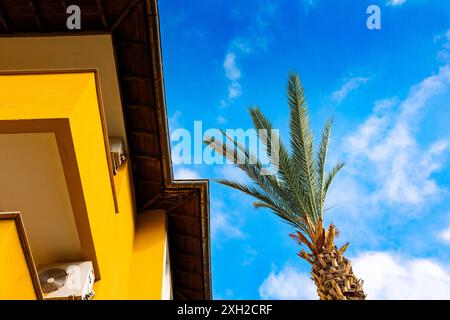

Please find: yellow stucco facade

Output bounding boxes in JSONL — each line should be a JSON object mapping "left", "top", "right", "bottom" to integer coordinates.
{"left": 0, "top": 73, "right": 169, "bottom": 300}
{"left": 0, "top": 219, "right": 37, "bottom": 300}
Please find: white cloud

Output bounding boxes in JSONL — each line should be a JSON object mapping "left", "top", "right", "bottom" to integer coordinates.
{"left": 435, "top": 29, "right": 450, "bottom": 62}
{"left": 173, "top": 166, "right": 201, "bottom": 180}
{"left": 439, "top": 224, "right": 450, "bottom": 244}
{"left": 228, "top": 81, "right": 242, "bottom": 100}
{"left": 352, "top": 252, "right": 450, "bottom": 299}
{"left": 222, "top": 52, "right": 243, "bottom": 105}
{"left": 323, "top": 40, "right": 450, "bottom": 252}
{"left": 299, "top": 0, "right": 316, "bottom": 13}
{"left": 211, "top": 199, "right": 246, "bottom": 243}
{"left": 258, "top": 253, "right": 450, "bottom": 300}
{"left": 373, "top": 97, "right": 398, "bottom": 113}
{"left": 341, "top": 65, "right": 450, "bottom": 207}
{"left": 332, "top": 77, "right": 370, "bottom": 104}
{"left": 221, "top": 1, "right": 277, "bottom": 107}
{"left": 434, "top": 29, "right": 450, "bottom": 47}
{"left": 216, "top": 288, "right": 235, "bottom": 300}
{"left": 169, "top": 110, "right": 182, "bottom": 130}
{"left": 217, "top": 116, "right": 228, "bottom": 124}
{"left": 242, "top": 246, "right": 258, "bottom": 266}
{"left": 387, "top": 0, "right": 407, "bottom": 6}
{"left": 224, "top": 52, "right": 241, "bottom": 81}
{"left": 259, "top": 264, "right": 317, "bottom": 300}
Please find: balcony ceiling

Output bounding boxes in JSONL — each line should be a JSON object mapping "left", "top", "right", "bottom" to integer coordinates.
{"left": 0, "top": 0, "right": 211, "bottom": 300}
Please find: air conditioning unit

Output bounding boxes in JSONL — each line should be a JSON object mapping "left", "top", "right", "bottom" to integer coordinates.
{"left": 38, "top": 261, "right": 95, "bottom": 300}
{"left": 109, "top": 137, "right": 126, "bottom": 175}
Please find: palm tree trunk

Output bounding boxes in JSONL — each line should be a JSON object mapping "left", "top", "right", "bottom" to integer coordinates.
{"left": 311, "top": 247, "right": 366, "bottom": 300}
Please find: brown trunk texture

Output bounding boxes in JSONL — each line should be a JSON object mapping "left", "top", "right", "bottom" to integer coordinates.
{"left": 311, "top": 247, "right": 366, "bottom": 300}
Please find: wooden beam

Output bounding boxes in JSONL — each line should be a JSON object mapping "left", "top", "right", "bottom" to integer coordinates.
{"left": 164, "top": 188, "right": 194, "bottom": 194}
{"left": 28, "top": 0, "right": 44, "bottom": 31}
{"left": 175, "top": 287, "right": 202, "bottom": 298}
{"left": 168, "top": 212, "right": 198, "bottom": 221}
{"left": 134, "top": 178, "right": 162, "bottom": 185}
{"left": 166, "top": 192, "right": 197, "bottom": 213}
{"left": 122, "top": 75, "right": 152, "bottom": 82}
{"left": 171, "top": 234, "right": 201, "bottom": 241}
{"left": 173, "top": 270, "right": 203, "bottom": 280}
{"left": 140, "top": 193, "right": 162, "bottom": 211}
{"left": 125, "top": 104, "right": 155, "bottom": 112}
{"left": 132, "top": 152, "right": 160, "bottom": 162}
{"left": 116, "top": 40, "right": 146, "bottom": 47}
{"left": 174, "top": 289, "right": 189, "bottom": 300}
{"left": 174, "top": 252, "right": 202, "bottom": 260}
{"left": 111, "top": 0, "right": 141, "bottom": 31}
{"left": 0, "top": 4, "right": 11, "bottom": 33}
{"left": 130, "top": 130, "right": 157, "bottom": 137}
{"left": 96, "top": 0, "right": 108, "bottom": 29}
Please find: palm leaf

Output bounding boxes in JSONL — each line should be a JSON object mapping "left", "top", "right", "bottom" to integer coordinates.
{"left": 249, "top": 107, "right": 312, "bottom": 221}
{"left": 316, "top": 119, "right": 333, "bottom": 217}
{"left": 287, "top": 73, "right": 318, "bottom": 222}
{"left": 203, "top": 72, "right": 346, "bottom": 257}
{"left": 323, "top": 162, "right": 345, "bottom": 198}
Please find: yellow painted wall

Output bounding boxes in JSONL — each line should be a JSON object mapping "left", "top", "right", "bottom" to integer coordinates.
{"left": 128, "top": 210, "right": 167, "bottom": 300}
{"left": 0, "top": 220, "right": 37, "bottom": 300}
{"left": 0, "top": 73, "right": 93, "bottom": 120}
{"left": 0, "top": 35, "right": 127, "bottom": 138}
{"left": 0, "top": 73, "right": 168, "bottom": 300}
{"left": 68, "top": 73, "right": 136, "bottom": 299}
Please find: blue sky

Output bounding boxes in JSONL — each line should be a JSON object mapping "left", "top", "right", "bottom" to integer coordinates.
{"left": 159, "top": 0, "right": 450, "bottom": 299}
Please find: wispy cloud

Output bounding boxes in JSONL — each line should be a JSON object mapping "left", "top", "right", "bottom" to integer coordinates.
{"left": 259, "top": 264, "right": 317, "bottom": 300}
{"left": 321, "top": 60, "right": 450, "bottom": 254}
{"left": 216, "top": 116, "right": 228, "bottom": 124}
{"left": 173, "top": 166, "right": 201, "bottom": 180}
{"left": 259, "top": 252, "right": 450, "bottom": 300}
{"left": 435, "top": 29, "right": 450, "bottom": 62}
{"left": 299, "top": 0, "right": 316, "bottom": 12}
{"left": 332, "top": 76, "right": 370, "bottom": 104}
{"left": 341, "top": 66, "right": 450, "bottom": 208}
{"left": 224, "top": 53, "right": 241, "bottom": 81}
{"left": 352, "top": 252, "right": 450, "bottom": 299}
{"left": 242, "top": 246, "right": 258, "bottom": 266}
{"left": 168, "top": 110, "right": 182, "bottom": 130}
{"left": 221, "top": 0, "right": 278, "bottom": 107}
{"left": 211, "top": 199, "right": 246, "bottom": 245}
{"left": 439, "top": 221, "right": 450, "bottom": 244}
{"left": 223, "top": 52, "right": 242, "bottom": 101}
{"left": 387, "top": 0, "right": 407, "bottom": 6}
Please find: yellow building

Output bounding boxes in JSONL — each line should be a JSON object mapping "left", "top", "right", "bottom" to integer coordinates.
{"left": 0, "top": 0, "right": 211, "bottom": 300}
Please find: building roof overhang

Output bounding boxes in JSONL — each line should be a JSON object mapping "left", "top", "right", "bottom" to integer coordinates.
{"left": 0, "top": 0, "right": 211, "bottom": 300}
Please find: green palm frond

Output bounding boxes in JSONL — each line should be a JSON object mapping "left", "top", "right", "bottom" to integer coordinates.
{"left": 316, "top": 119, "right": 333, "bottom": 216}
{"left": 287, "top": 74, "right": 318, "bottom": 222}
{"left": 253, "top": 201, "right": 309, "bottom": 234}
{"left": 323, "top": 162, "right": 345, "bottom": 198}
{"left": 205, "top": 129, "right": 311, "bottom": 229}
{"left": 204, "top": 72, "right": 344, "bottom": 252}
{"left": 249, "top": 107, "right": 312, "bottom": 221}
{"left": 216, "top": 179, "right": 309, "bottom": 233}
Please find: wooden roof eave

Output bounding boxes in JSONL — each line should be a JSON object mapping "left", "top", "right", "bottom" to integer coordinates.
{"left": 146, "top": 0, "right": 212, "bottom": 300}
{"left": 0, "top": 0, "right": 212, "bottom": 300}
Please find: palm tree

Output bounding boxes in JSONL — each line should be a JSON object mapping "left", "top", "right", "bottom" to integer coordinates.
{"left": 205, "top": 73, "right": 366, "bottom": 300}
